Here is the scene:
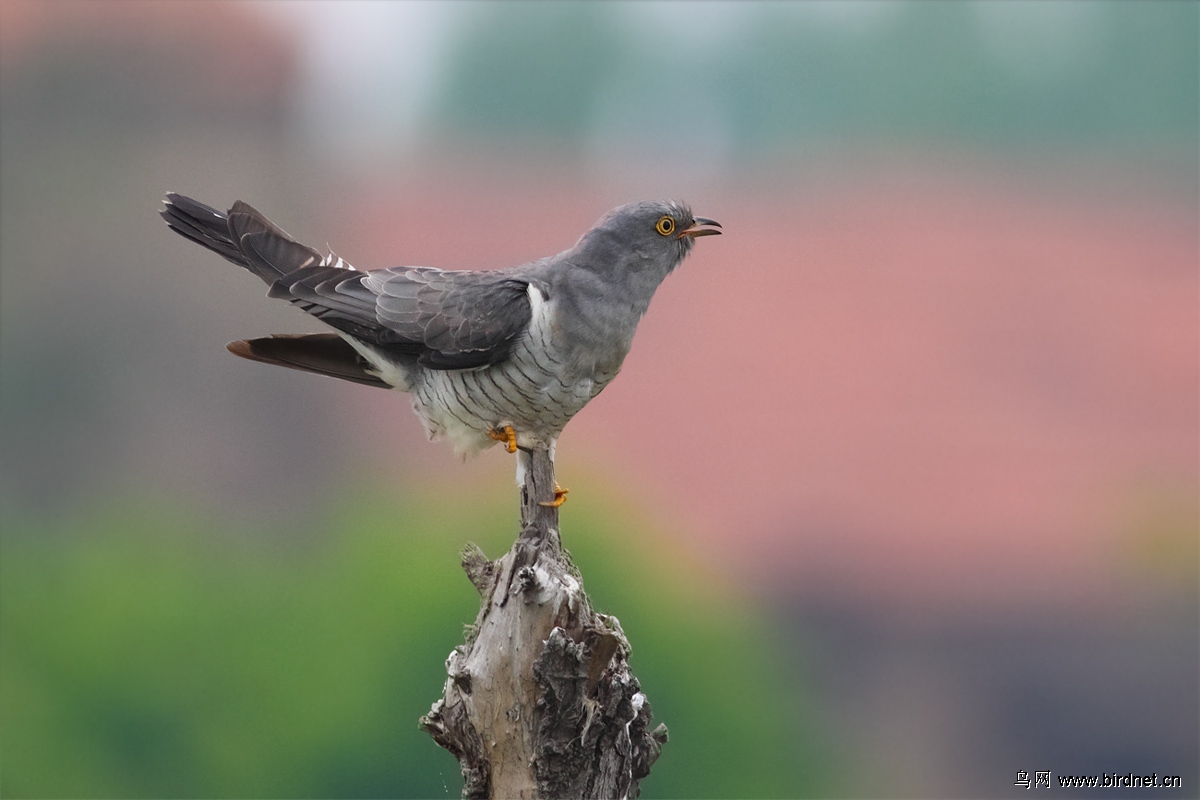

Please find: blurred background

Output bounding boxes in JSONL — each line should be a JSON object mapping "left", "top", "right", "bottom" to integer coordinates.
{"left": 1, "top": 1, "right": 1196, "bottom": 797}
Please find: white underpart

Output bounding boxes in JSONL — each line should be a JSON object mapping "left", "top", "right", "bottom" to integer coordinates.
{"left": 412, "top": 282, "right": 599, "bottom": 451}
{"left": 337, "top": 331, "right": 413, "bottom": 390}
{"left": 350, "top": 282, "right": 617, "bottom": 471}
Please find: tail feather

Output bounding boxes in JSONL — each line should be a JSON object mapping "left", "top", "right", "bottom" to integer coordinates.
{"left": 161, "top": 193, "right": 327, "bottom": 285}
{"left": 240, "top": 231, "right": 324, "bottom": 280}
{"left": 228, "top": 199, "right": 298, "bottom": 242}
{"left": 226, "top": 334, "right": 390, "bottom": 388}
{"left": 162, "top": 194, "right": 394, "bottom": 389}
{"left": 160, "top": 193, "right": 245, "bottom": 266}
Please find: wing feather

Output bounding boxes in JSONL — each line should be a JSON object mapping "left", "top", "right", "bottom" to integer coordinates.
{"left": 270, "top": 265, "right": 532, "bottom": 370}
{"left": 162, "top": 194, "right": 536, "bottom": 373}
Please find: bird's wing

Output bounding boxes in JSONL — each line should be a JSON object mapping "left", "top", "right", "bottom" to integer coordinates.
{"left": 366, "top": 267, "right": 533, "bottom": 370}
{"left": 270, "top": 265, "right": 533, "bottom": 371}
{"left": 161, "top": 193, "right": 534, "bottom": 370}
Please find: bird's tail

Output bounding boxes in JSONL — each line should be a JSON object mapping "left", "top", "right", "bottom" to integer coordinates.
{"left": 160, "top": 193, "right": 327, "bottom": 285}
{"left": 227, "top": 334, "right": 390, "bottom": 388}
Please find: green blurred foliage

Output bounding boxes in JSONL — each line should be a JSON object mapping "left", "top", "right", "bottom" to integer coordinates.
{"left": 1, "top": 485, "right": 826, "bottom": 798}
{"left": 436, "top": 0, "right": 1198, "bottom": 153}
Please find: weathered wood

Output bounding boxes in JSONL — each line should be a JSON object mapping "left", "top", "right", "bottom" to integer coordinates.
{"left": 421, "top": 445, "right": 667, "bottom": 799}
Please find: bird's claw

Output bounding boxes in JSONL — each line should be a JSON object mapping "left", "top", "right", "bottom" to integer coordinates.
{"left": 487, "top": 425, "right": 518, "bottom": 454}
{"left": 538, "top": 483, "right": 569, "bottom": 508}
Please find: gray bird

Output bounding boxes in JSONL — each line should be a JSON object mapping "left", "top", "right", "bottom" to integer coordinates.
{"left": 160, "top": 194, "right": 720, "bottom": 505}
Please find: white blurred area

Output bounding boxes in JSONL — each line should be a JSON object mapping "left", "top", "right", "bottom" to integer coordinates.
{"left": 250, "top": 0, "right": 462, "bottom": 168}
{"left": 248, "top": 0, "right": 1115, "bottom": 174}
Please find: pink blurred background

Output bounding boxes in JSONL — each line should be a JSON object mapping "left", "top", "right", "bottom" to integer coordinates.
{"left": 2, "top": 1, "right": 1196, "bottom": 796}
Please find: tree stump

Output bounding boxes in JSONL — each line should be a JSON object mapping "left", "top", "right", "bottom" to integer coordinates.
{"left": 421, "top": 445, "right": 668, "bottom": 798}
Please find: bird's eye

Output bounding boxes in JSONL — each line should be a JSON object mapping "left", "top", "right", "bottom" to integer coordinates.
{"left": 655, "top": 216, "right": 676, "bottom": 236}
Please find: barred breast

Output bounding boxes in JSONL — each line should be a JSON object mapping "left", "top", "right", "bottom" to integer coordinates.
{"left": 408, "top": 284, "right": 617, "bottom": 455}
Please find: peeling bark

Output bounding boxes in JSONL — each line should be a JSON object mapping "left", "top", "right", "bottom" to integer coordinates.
{"left": 421, "top": 445, "right": 667, "bottom": 799}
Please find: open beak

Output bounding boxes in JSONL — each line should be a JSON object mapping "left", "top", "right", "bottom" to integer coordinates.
{"left": 677, "top": 217, "right": 722, "bottom": 239}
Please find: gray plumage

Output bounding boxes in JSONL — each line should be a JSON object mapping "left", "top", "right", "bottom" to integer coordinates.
{"left": 160, "top": 193, "right": 720, "bottom": 457}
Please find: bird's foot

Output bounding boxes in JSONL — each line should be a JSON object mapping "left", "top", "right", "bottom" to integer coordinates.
{"left": 538, "top": 483, "right": 569, "bottom": 508}
{"left": 487, "top": 425, "right": 518, "bottom": 454}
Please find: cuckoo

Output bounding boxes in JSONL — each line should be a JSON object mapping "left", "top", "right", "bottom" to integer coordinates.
{"left": 160, "top": 194, "right": 720, "bottom": 506}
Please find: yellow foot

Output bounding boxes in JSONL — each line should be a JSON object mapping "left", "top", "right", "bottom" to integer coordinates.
{"left": 538, "top": 483, "right": 570, "bottom": 508}
{"left": 487, "top": 425, "right": 518, "bottom": 454}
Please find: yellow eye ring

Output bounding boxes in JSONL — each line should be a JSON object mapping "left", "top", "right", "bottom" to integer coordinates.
{"left": 655, "top": 216, "right": 676, "bottom": 237}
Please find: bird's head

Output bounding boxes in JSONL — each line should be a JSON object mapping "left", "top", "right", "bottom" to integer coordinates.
{"left": 577, "top": 200, "right": 721, "bottom": 276}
